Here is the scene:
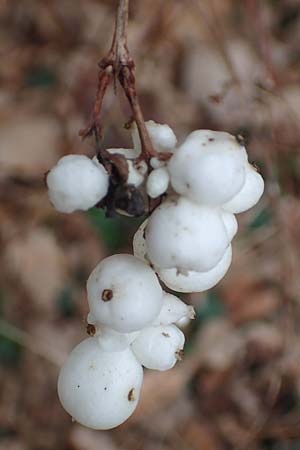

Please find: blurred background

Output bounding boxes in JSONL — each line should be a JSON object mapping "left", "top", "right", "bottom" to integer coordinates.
{"left": 0, "top": 0, "right": 300, "bottom": 449}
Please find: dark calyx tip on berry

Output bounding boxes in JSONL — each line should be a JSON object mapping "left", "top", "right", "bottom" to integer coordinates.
{"left": 235, "top": 134, "right": 245, "bottom": 146}
{"left": 235, "top": 130, "right": 250, "bottom": 147}
{"left": 86, "top": 323, "right": 96, "bottom": 336}
{"left": 128, "top": 388, "right": 135, "bottom": 402}
{"left": 175, "top": 349, "right": 184, "bottom": 361}
{"left": 102, "top": 289, "right": 113, "bottom": 302}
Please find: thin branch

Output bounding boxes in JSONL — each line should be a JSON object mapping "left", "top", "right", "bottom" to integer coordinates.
{"left": 79, "top": 66, "right": 113, "bottom": 139}
{"left": 0, "top": 319, "right": 65, "bottom": 366}
{"left": 119, "top": 65, "right": 158, "bottom": 162}
{"left": 114, "top": 0, "right": 129, "bottom": 64}
{"left": 79, "top": 0, "right": 167, "bottom": 164}
{"left": 245, "top": 0, "right": 278, "bottom": 86}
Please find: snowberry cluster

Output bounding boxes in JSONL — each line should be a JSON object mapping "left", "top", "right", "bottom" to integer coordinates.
{"left": 58, "top": 254, "right": 193, "bottom": 429}
{"left": 47, "top": 121, "right": 264, "bottom": 430}
{"left": 137, "top": 127, "right": 264, "bottom": 293}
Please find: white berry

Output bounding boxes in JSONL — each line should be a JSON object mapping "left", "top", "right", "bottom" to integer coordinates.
{"left": 146, "top": 167, "right": 170, "bottom": 198}
{"left": 221, "top": 209, "right": 238, "bottom": 241}
{"left": 133, "top": 219, "right": 148, "bottom": 263}
{"left": 145, "top": 196, "right": 229, "bottom": 272}
{"left": 150, "top": 157, "right": 165, "bottom": 169}
{"left": 87, "top": 311, "right": 96, "bottom": 325}
{"left": 131, "top": 324, "right": 185, "bottom": 371}
{"left": 97, "top": 326, "right": 139, "bottom": 352}
{"left": 47, "top": 155, "right": 108, "bottom": 213}
{"left": 223, "top": 163, "right": 264, "bottom": 213}
{"left": 157, "top": 245, "right": 232, "bottom": 293}
{"left": 87, "top": 314, "right": 140, "bottom": 352}
{"left": 176, "top": 316, "right": 192, "bottom": 328}
{"left": 126, "top": 160, "right": 146, "bottom": 187}
{"left": 87, "top": 254, "right": 163, "bottom": 333}
{"left": 153, "top": 292, "right": 195, "bottom": 325}
{"left": 168, "top": 130, "right": 247, "bottom": 206}
{"left": 132, "top": 120, "right": 177, "bottom": 154}
{"left": 57, "top": 338, "right": 143, "bottom": 430}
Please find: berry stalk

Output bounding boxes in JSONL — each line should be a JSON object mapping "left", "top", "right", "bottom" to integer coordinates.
{"left": 80, "top": 0, "right": 165, "bottom": 164}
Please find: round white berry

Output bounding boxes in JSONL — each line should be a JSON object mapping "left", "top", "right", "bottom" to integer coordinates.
{"left": 87, "top": 254, "right": 163, "bottom": 333}
{"left": 157, "top": 245, "right": 232, "bottom": 293}
{"left": 176, "top": 316, "right": 192, "bottom": 328}
{"left": 168, "top": 130, "right": 247, "bottom": 206}
{"left": 87, "top": 315, "right": 139, "bottom": 351}
{"left": 150, "top": 157, "right": 165, "bottom": 169}
{"left": 133, "top": 219, "right": 148, "bottom": 263}
{"left": 126, "top": 160, "right": 145, "bottom": 187}
{"left": 146, "top": 167, "right": 170, "bottom": 198}
{"left": 131, "top": 324, "right": 185, "bottom": 371}
{"left": 223, "top": 163, "right": 264, "bottom": 213}
{"left": 131, "top": 120, "right": 177, "bottom": 154}
{"left": 153, "top": 292, "right": 195, "bottom": 325}
{"left": 145, "top": 196, "right": 229, "bottom": 272}
{"left": 87, "top": 311, "right": 96, "bottom": 325}
{"left": 57, "top": 338, "right": 143, "bottom": 430}
{"left": 47, "top": 155, "right": 108, "bottom": 213}
{"left": 221, "top": 209, "right": 238, "bottom": 241}
{"left": 97, "top": 326, "right": 139, "bottom": 352}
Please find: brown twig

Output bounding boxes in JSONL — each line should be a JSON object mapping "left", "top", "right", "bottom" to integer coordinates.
{"left": 245, "top": 0, "right": 278, "bottom": 87}
{"left": 79, "top": 65, "right": 113, "bottom": 140}
{"left": 0, "top": 319, "right": 65, "bottom": 366}
{"left": 79, "top": 0, "right": 166, "bottom": 164}
{"left": 118, "top": 65, "right": 159, "bottom": 162}
{"left": 113, "top": 0, "right": 129, "bottom": 64}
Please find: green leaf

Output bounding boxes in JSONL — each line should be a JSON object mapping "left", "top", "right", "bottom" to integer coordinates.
{"left": 196, "top": 291, "right": 225, "bottom": 325}
{"left": 25, "top": 66, "right": 57, "bottom": 89}
{"left": 56, "top": 286, "right": 75, "bottom": 318}
{"left": 86, "top": 208, "right": 145, "bottom": 252}
{"left": 247, "top": 207, "right": 272, "bottom": 231}
{"left": 0, "top": 336, "right": 22, "bottom": 367}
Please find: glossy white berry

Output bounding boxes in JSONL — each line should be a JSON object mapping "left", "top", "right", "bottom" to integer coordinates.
{"left": 133, "top": 219, "right": 148, "bottom": 263}
{"left": 87, "top": 254, "right": 163, "bottom": 333}
{"left": 132, "top": 120, "right": 177, "bottom": 154}
{"left": 126, "top": 160, "right": 146, "bottom": 187}
{"left": 157, "top": 245, "right": 232, "bottom": 293}
{"left": 87, "top": 315, "right": 139, "bottom": 352}
{"left": 168, "top": 130, "right": 247, "bottom": 206}
{"left": 223, "top": 163, "right": 264, "bottom": 213}
{"left": 47, "top": 155, "right": 108, "bottom": 213}
{"left": 221, "top": 209, "right": 238, "bottom": 241}
{"left": 57, "top": 338, "right": 143, "bottom": 430}
{"left": 145, "top": 196, "right": 229, "bottom": 272}
{"left": 87, "top": 311, "right": 96, "bottom": 325}
{"left": 131, "top": 324, "right": 185, "bottom": 371}
{"left": 153, "top": 292, "right": 195, "bottom": 325}
{"left": 97, "top": 326, "right": 139, "bottom": 352}
{"left": 150, "top": 157, "right": 165, "bottom": 169}
{"left": 146, "top": 167, "right": 170, "bottom": 198}
{"left": 176, "top": 316, "right": 192, "bottom": 328}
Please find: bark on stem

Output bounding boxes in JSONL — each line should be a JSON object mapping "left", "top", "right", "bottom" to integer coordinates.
{"left": 80, "top": 0, "right": 169, "bottom": 163}
{"left": 114, "top": 0, "right": 129, "bottom": 63}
